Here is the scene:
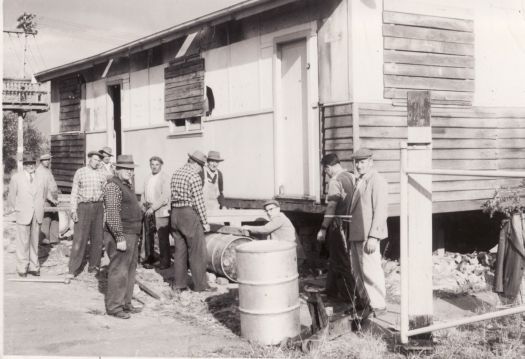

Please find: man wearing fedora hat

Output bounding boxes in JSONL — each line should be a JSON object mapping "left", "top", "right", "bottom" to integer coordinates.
{"left": 8, "top": 155, "right": 48, "bottom": 277}
{"left": 200, "top": 150, "right": 225, "bottom": 211}
{"left": 348, "top": 148, "right": 388, "bottom": 315}
{"left": 103, "top": 154, "right": 143, "bottom": 319}
{"left": 170, "top": 150, "right": 215, "bottom": 292}
{"left": 98, "top": 146, "right": 115, "bottom": 178}
{"left": 68, "top": 150, "right": 107, "bottom": 277}
{"left": 36, "top": 153, "right": 59, "bottom": 245}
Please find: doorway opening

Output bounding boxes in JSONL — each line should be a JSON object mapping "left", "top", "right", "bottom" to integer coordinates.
{"left": 108, "top": 84, "right": 122, "bottom": 155}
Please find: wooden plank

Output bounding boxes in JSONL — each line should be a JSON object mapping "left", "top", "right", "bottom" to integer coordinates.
{"left": 324, "top": 115, "right": 352, "bottom": 128}
{"left": 51, "top": 158, "right": 85, "bottom": 166}
{"left": 431, "top": 139, "right": 496, "bottom": 149}
{"left": 165, "top": 109, "right": 204, "bottom": 120}
{"left": 165, "top": 62, "right": 204, "bottom": 79}
{"left": 164, "top": 72, "right": 204, "bottom": 87}
{"left": 384, "top": 50, "right": 474, "bottom": 68}
{"left": 385, "top": 89, "right": 473, "bottom": 105}
{"left": 433, "top": 117, "right": 497, "bottom": 129}
{"left": 497, "top": 118, "right": 525, "bottom": 128}
{"left": 60, "top": 98, "right": 80, "bottom": 107}
{"left": 384, "top": 75, "right": 474, "bottom": 92}
{"left": 384, "top": 37, "right": 474, "bottom": 56}
{"left": 51, "top": 168, "right": 79, "bottom": 176}
{"left": 383, "top": 11, "right": 474, "bottom": 32}
{"left": 359, "top": 115, "right": 406, "bottom": 127}
{"left": 494, "top": 139, "right": 525, "bottom": 148}
{"left": 433, "top": 159, "right": 498, "bottom": 170}
{"left": 389, "top": 179, "right": 500, "bottom": 194}
{"left": 165, "top": 95, "right": 205, "bottom": 108}
{"left": 497, "top": 129, "right": 525, "bottom": 138}
{"left": 323, "top": 104, "right": 352, "bottom": 117}
{"left": 384, "top": 63, "right": 474, "bottom": 79}
{"left": 360, "top": 126, "right": 406, "bottom": 138}
{"left": 432, "top": 127, "right": 497, "bottom": 139}
{"left": 165, "top": 102, "right": 204, "bottom": 114}
{"left": 382, "top": 24, "right": 474, "bottom": 44}
{"left": 499, "top": 159, "right": 525, "bottom": 169}
{"left": 498, "top": 148, "right": 525, "bottom": 159}
{"left": 432, "top": 148, "right": 498, "bottom": 160}
{"left": 165, "top": 88, "right": 204, "bottom": 102}
{"left": 433, "top": 189, "right": 496, "bottom": 202}
{"left": 324, "top": 127, "right": 352, "bottom": 139}
{"left": 324, "top": 138, "right": 353, "bottom": 151}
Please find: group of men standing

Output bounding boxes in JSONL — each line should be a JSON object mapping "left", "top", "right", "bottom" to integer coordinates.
{"left": 318, "top": 148, "right": 389, "bottom": 316}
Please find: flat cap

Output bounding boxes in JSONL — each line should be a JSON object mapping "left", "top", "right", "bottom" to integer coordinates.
{"left": 99, "top": 146, "right": 113, "bottom": 157}
{"left": 321, "top": 153, "right": 340, "bottom": 166}
{"left": 87, "top": 150, "right": 102, "bottom": 158}
{"left": 352, "top": 148, "right": 373, "bottom": 160}
{"left": 263, "top": 199, "right": 280, "bottom": 208}
{"left": 39, "top": 154, "right": 52, "bottom": 161}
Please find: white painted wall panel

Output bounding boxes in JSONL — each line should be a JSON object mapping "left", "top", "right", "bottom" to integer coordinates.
{"left": 259, "top": 47, "right": 273, "bottom": 109}
{"left": 129, "top": 69, "right": 149, "bottom": 128}
{"left": 85, "top": 132, "right": 107, "bottom": 155}
{"left": 204, "top": 46, "right": 230, "bottom": 116}
{"left": 229, "top": 39, "right": 261, "bottom": 113}
{"left": 92, "top": 79, "right": 107, "bottom": 131}
{"left": 149, "top": 65, "right": 166, "bottom": 124}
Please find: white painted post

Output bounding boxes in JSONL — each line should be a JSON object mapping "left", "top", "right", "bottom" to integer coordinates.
{"left": 406, "top": 91, "right": 433, "bottom": 340}
{"left": 17, "top": 113, "right": 24, "bottom": 171}
{"left": 399, "top": 142, "right": 409, "bottom": 344}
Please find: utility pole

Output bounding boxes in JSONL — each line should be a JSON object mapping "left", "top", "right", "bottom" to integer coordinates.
{"left": 3, "top": 13, "right": 38, "bottom": 170}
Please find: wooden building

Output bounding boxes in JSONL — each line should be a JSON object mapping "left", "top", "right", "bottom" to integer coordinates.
{"left": 35, "top": 0, "right": 525, "bottom": 215}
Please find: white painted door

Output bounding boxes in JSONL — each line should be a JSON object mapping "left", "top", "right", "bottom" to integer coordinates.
{"left": 278, "top": 39, "right": 309, "bottom": 197}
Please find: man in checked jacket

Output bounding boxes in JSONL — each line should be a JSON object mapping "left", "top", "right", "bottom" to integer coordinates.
{"left": 170, "top": 151, "right": 215, "bottom": 293}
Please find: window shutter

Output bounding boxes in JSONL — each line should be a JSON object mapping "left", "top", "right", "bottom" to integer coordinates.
{"left": 383, "top": 11, "right": 475, "bottom": 106}
{"left": 58, "top": 75, "right": 81, "bottom": 132}
{"left": 164, "top": 56, "right": 205, "bottom": 121}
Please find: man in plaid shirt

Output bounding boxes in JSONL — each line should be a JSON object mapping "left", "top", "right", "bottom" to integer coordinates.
{"left": 68, "top": 151, "right": 107, "bottom": 277}
{"left": 170, "top": 150, "right": 215, "bottom": 292}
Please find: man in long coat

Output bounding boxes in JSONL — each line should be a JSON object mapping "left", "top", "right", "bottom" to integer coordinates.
{"left": 348, "top": 148, "right": 389, "bottom": 314}
{"left": 8, "top": 155, "right": 48, "bottom": 276}
{"left": 36, "top": 154, "right": 59, "bottom": 244}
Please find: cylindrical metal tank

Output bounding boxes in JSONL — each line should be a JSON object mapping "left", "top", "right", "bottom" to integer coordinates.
{"left": 236, "top": 240, "right": 300, "bottom": 345}
{"left": 205, "top": 233, "right": 252, "bottom": 282}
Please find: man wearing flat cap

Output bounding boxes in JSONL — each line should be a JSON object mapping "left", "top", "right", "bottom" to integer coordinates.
{"left": 348, "top": 148, "right": 388, "bottom": 315}
{"left": 36, "top": 154, "right": 59, "bottom": 244}
{"left": 170, "top": 151, "right": 215, "bottom": 293}
{"left": 8, "top": 155, "right": 48, "bottom": 277}
{"left": 98, "top": 146, "right": 115, "bottom": 178}
{"left": 68, "top": 150, "right": 107, "bottom": 278}
{"left": 201, "top": 150, "right": 226, "bottom": 211}
{"left": 103, "top": 155, "right": 143, "bottom": 319}
{"left": 317, "top": 153, "right": 358, "bottom": 303}
{"left": 242, "top": 199, "right": 306, "bottom": 266}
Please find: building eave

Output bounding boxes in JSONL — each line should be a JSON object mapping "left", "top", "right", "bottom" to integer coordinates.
{"left": 35, "top": 0, "right": 301, "bottom": 82}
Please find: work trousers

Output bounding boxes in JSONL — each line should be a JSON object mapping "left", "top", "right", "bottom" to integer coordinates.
{"left": 349, "top": 241, "right": 386, "bottom": 310}
{"left": 170, "top": 207, "right": 208, "bottom": 291}
{"left": 325, "top": 223, "right": 360, "bottom": 303}
{"left": 41, "top": 210, "right": 59, "bottom": 244}
{"left": 143, "top": 215, "right": 171, "bottom": 267}
{"left": 69, "top": 202, "right": 104, "bottom": 275}
{"left": 105, "top": 232, "right": 139, "bottom": 314}
{"left": 16, "top": 214, "right": 40, "bottom": 274}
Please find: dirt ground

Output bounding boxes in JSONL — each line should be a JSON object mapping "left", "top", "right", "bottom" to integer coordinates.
{"left": 3, "top": 214, "right": 524, "bottom": 358}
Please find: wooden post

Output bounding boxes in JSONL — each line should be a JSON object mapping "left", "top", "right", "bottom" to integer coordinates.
{"left": 399, "top": 142, "right": 409, "bottom": 344}
{"left": 406, "top": 91, "right": 433, "bottom": 343}
{"left": 17, "top": 112, "right": 24, "bottom": 171}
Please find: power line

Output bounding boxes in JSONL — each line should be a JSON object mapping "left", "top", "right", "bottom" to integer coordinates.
{"left": 31, "top": 34, "right": 47, "bottom": 68}
{"left": 6, "top": 33, "right": 24, "bottom": 75}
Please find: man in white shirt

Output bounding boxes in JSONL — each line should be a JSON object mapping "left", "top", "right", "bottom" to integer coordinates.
{"left": 141, "top": 156, "right": 171, "bottom": 269}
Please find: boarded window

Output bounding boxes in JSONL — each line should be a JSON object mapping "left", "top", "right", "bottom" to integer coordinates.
{"left": 58, "top": 75, "right": 82, "bottom": 132}
{"left": 50, "top": 132, "right": 86, "bottom": 193}
{"left": 383, "top": 11, "right": 475, "bottom": 106}
{"left": 164, "top": 56, "right": 205, "bottom": 133}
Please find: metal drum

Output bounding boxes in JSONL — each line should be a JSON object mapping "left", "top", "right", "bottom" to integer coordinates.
{"left": 205, "top": 233, "right": 252, "bottom": 282}
{"left": 236, "top": 240, "right": 300, "bottom": 345}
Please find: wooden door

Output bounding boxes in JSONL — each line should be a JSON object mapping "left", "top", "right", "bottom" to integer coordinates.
{"left": 278, "top": 39, "right": 309, "bottom": 197}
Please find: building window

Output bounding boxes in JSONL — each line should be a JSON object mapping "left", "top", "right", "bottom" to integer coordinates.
{"left": 168, "top": 116, "right": 202, "bottom": 134}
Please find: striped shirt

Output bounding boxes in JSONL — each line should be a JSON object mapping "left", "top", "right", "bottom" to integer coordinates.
{"left": 171, "top": 163, "right": 207, "bottom": 226}
{"left": 70, "top": 166, "right": 107, "bottom": 212}
{"left": 103, "top": 181, "right": 124, "bottom": 242}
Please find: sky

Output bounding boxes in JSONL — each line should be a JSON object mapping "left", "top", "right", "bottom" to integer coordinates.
{"left": 3, "top": 0, "right": 245, "bottom": 78}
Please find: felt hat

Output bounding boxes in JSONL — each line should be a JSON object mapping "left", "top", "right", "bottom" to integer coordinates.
{"left": 22, "top": 155, "right": 36, "bottom": 164}
{"left": 39, "top": 154, "right": 52, "bottom": 161}
{"left": 188, "top": 151, "right": 207, "bottom": 166}
{"left": 87, "top": 150, "right": 102, "bottom": 158}
{"left": 115, "top": 154, "right": 139, "bottom": 169}
{"left": 352, "top": 148, "right": 373, "bottom": 160}
{"left": 263, "top": 199, "right": 280, "bottom": 209}
{"left": 99, "top": 146, "right": 113, "bottom": 157}
{"left": 207, "top": 150, "right": 224, "bottom": 162}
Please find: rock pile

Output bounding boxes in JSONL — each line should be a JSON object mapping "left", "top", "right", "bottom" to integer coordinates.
{"left": 383, "top": 251, "right": 497, "bottom": 303}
